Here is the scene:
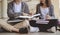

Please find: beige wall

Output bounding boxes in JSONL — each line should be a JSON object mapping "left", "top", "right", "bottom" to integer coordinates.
{"left": 52, "top": 0, "right": 59, "bottom": 19}
{"left": 0, "top": 0, "right": 59, "bottom": 19}
{"left": 0, "top": 2, "right": 1, "bottom": 18}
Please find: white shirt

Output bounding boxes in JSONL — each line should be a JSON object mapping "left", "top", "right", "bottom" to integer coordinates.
{"left": 40, "top": 7, "right": 49, "bottom": 19}
{"left": 14, "top": 2, "right": 22, "bottom": 13}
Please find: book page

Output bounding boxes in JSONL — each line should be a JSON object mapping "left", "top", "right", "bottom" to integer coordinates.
{"left": 17, "top": 14, "right": 40, "bottom": 19}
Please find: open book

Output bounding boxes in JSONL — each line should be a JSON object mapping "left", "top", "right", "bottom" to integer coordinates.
{"left": 17, "top": 14, "right": 40, "bottom": 19}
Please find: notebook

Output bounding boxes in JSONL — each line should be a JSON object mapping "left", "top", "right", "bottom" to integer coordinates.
{"left": 36, "top": 19, "right": 49, "bottom": 24}
{"left": 7, "top": 19, "right": 23, "bottom": 23}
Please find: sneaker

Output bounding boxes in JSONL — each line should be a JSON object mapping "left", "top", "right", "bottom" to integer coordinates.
{"left": 30, "top": 26, "right": 39, "bottom": 32}
{"left": 19, "top": 27, "right": 28, "bottom": 34}
{"left": 47, "top": 26, "right": 56, "bottom": 33}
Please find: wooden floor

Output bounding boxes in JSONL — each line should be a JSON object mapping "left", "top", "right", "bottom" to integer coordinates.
{"left": 0, "top": 31, "right": 60, "bottom": 35}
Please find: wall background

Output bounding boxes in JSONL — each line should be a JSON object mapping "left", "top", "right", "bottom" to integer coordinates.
{"left": 0, "top": 0, "right": 59, "bottom": 19}
{"left": 0, "top": 1, "right": 1, "bottom": 18}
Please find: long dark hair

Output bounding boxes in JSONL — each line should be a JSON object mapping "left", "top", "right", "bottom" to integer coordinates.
{"left": 13, "top": 0, "right": 15, "bottom": 2}
{"left": 40, "top": 0, "right": 51, "bottom": 7}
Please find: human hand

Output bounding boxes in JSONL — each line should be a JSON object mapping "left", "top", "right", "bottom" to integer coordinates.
{"left": 23, "top": 12, "right": 29, "bottom": 16}
{"left": 29, "top": 12, "right": 34, "bottom": 16}
{"left": 46, "top": 15, "right": 51, "bottom": 19}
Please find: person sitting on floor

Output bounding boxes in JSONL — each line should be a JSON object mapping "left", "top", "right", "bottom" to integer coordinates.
{"left": 30, "top": 0, "right": 58, "bottom": 33}
{"left": 0, "top": 0, "right": 30, "bottom": 33}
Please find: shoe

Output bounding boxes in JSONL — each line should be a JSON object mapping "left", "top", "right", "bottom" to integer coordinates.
{"left": 19, "top": 27, "right": 28, "bottom": 34}
{"left": 47, "top": 26, "right": 56, "bottom": 33}
{"left": 57, "top": 26, "right": 60, "bottom": 31}
{"left": 0, "top": 28, "right": 10, "bottom": 33}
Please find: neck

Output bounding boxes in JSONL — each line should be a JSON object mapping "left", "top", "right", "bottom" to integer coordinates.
{"left": 42, "top": 3, "right": 47, "bottom": 7}
{"left": 43, "top": 3, "right": 46, "bottom": 6}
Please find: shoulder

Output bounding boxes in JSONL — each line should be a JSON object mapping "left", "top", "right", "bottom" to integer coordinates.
{"left": 37, "top": 3, "right": 40, "bottom": 7}
{"left": 22, "top": 2, "right": 28, "bottom": 5}
{"left": 36, "top": 3, "right": 41, "bottom": 8}
{"left": 8, "top": 1, "right": 14, "bottom": 6}
{"left": 49, "top": 4, "right": 54, "bottom": 8}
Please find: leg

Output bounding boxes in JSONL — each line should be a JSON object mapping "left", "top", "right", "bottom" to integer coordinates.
{"left": 30, "top": 20, "right": 48, "bottom": 31}
{"left": 47, "top": 19, "right": 58, "bottom": 29}
{"left": 29, "top": 20, "right": 39, "bottom": 27}
{"left": 38, "top": 19, "right": 58, "bottom": 32}
{"left": 13, "top": 20, "right": 29, "bottom": 33}
{"left": 30, "top": 20, "right": 41, "bottom": 32}
{"left": 46, "top": 19, "right": 58, "bottom": 32}
{"left": 0, "top": 20, "right": 19, "bottom": 32}
{"left": 14, "top": 20, "right": 29, "bottom": 29}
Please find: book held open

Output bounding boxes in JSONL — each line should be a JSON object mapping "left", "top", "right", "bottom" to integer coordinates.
{"left": 7, "top": 14, "right": 40, "bottom": 23}
{"left": 17, "top": 14, "right": 40, "bottom": 19}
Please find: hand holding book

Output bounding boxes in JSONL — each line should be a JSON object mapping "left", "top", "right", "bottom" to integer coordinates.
{"left": 16, "top": 14, "right": 40, "bottom": 19}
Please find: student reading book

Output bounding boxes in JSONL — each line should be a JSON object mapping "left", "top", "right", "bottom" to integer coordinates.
{"left": 0, "top": 0, "right": 29, "bottom": 33}
{"left": 30, "top": 0, "right": 58, "bottom": 33}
